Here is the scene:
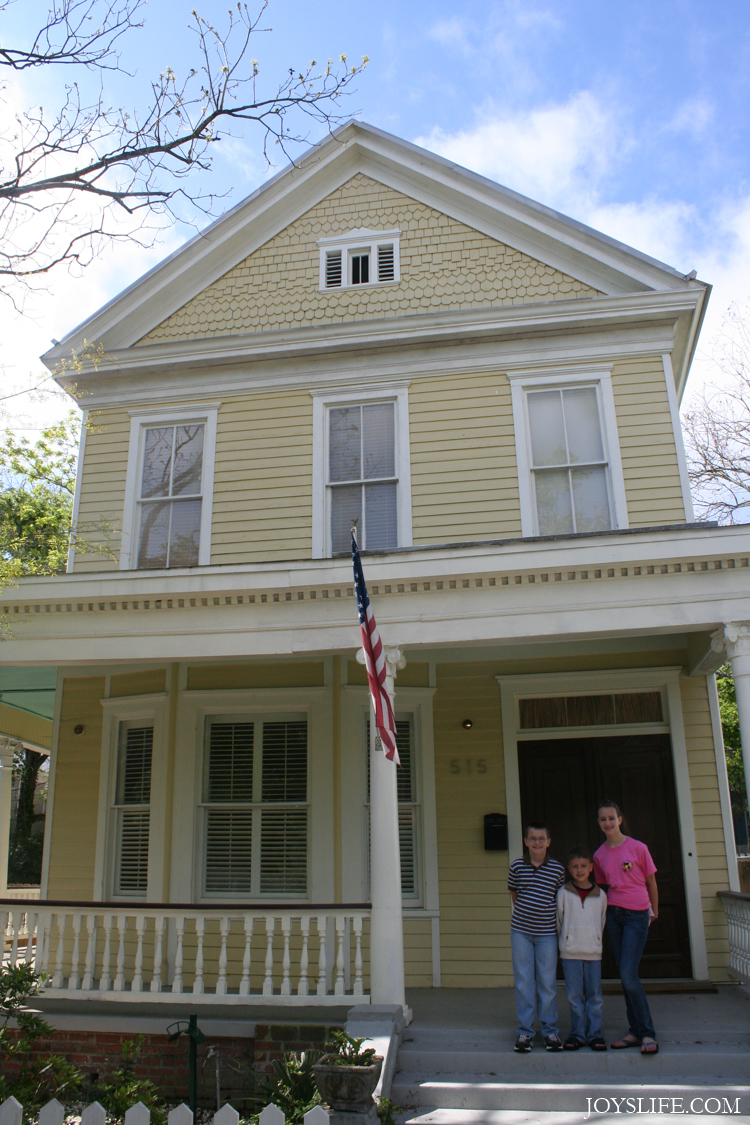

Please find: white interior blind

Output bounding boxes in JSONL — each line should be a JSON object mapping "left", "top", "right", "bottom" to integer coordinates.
{"left": 329, "top": 403, "right": 397, "bottom": 554}
{"left": 115, "top": 725, "right": 153, "bottom": 895}
{"left": 203, "top": 718, "right": 308, "bottom": 897}
{"left": 365, "top": 717, "right": 419, "bottom": 899}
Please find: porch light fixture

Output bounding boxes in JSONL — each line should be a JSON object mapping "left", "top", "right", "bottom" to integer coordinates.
{"left": 462, "top": 719, "right": 473, "bottom": 729}
{"left": 73, "top": 724, "right": 84, "bottom": 735}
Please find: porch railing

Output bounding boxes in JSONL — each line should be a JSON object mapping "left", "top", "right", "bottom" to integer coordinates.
{"left": 718, "top": 890, "right": 750, "bottom": 985}
{"left": 1, "top": 899, "right": 371, "bottom": 1004}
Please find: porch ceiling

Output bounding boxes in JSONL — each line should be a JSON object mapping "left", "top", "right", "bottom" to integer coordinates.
{"left": 2, "top": 523, "right": 749, "bottom": 664}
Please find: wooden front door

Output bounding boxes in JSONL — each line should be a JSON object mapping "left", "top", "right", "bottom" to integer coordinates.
{"left": 517, "top": 734, "right": 692, "bottom": 978}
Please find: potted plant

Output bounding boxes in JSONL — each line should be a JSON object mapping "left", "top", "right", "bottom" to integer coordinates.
{"left": 312, "top": 1031, "right": 383, "bottom": 1114}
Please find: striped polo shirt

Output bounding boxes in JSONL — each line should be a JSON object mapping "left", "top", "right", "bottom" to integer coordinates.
{"left": 508, "top": 856, "right": 566, "bottom": 936}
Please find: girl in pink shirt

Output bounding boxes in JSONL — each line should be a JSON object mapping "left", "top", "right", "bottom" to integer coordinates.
{"left": 594, "top": 800, "right": 659, "bottom": 1055}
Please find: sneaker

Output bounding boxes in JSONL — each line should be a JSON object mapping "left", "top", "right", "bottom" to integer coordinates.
{"left": 514, "top": 1034, "right": 533, "bottom": 1052}
{"left": 544, "top": 1034, "right": 563, "bottom": 1051}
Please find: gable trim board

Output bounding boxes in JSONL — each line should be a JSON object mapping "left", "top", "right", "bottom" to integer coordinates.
{"left": 41, "top": 122, "right": 709, "bottom": 401}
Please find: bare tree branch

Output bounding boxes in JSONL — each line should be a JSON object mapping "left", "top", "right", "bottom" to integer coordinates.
{"left": 0, "top": 0, "right": 145, "bottom": 72}
{"left": 683, "top": 298, "right": 750, "bottom": 524}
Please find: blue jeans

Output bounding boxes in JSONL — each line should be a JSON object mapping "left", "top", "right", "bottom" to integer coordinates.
{"left": 605, "top": 905, "right": 655, "bottom": 1039}
{"left": 511, "top": 929, "right": 559, "bottom": 1038}
{"left": 561, "top": 959, "right": 603, "bottom": 1042}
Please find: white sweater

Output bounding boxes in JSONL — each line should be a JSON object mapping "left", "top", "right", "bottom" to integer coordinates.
{"left": 556, "top": 882, "right": 608, "bottom": 961}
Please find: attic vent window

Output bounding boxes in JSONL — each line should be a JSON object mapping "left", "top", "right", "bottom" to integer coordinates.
{"left": 318, "top": 228, "right": 400, "bottom": 290}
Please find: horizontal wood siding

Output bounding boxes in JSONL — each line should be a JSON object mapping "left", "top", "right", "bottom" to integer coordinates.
{"left": 611, "top": 357, "right": 686, "bottom": 527}
{"left": 187, "top": 662, "right": 324, "bottom": 690}
{"left": 47, "top": 677, "right": 105, "bottom": 900}
{"left": 110, "top": 668, "right": 167, "bottom": 697}
{"left": 74, "top": 410, "right": 130, "bottom": 572}
{"left": 0, "top": 702, "right": 52, "bottom": 749}
{"left": 410, "top": 372, "right": 522, "bottom": 545}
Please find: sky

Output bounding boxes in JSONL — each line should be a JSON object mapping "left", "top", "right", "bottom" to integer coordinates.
{"left": 3, "top": 0, "right": 750, "bottom": 433}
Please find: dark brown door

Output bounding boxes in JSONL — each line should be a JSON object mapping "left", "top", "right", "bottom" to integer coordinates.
{"left": 517, "top": 734, "right": 692, "bottom": 978}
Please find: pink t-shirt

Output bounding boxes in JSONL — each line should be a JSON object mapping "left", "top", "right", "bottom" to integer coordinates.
{"left": 593, "top": 837, "right": 656, "bottom": 911}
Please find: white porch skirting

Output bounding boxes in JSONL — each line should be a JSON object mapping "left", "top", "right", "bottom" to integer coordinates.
{"left": 1, "top": 900, "right": 371, "bottom": 1004}
{"left": 718, "top": 890, "right": 750, "bottom": 985}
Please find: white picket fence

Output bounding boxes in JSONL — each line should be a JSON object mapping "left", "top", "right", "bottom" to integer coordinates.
{"left": 0, "top": 1098, "right": 324, "bottom": 1125}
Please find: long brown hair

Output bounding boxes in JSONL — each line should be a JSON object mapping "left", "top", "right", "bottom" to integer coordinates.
{"left": 597, "top": 798, "right": 626, "bottom": 832}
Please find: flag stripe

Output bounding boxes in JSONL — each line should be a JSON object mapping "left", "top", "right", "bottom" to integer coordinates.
{"left": 352, "top": 532, "right": 400, "bottom": 765}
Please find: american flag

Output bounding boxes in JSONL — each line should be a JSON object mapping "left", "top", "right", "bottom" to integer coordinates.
{"left": 351, "top": 530, "right": 400, "bottom": 765}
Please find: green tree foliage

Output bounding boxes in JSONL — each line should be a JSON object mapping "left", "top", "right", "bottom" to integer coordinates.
{"left": 97, "top": 1036, "right": 166, "bottom": 1124}
{"left": 717, "top": 664, "right": 746, "bottom": 813}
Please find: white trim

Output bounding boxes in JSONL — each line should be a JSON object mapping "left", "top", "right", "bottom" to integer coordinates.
{"left": 93, "top": 692, "right": 170, "bottom": 902}
{"left": 119, "top": 404, "right": 219, "bottom": 570}
{"left": 311, "top": 384, "right": 412, "bottom": 559}
{"left": 318, "top": 228, "right": 401, "bottom": 290}
{"left": 508, "top": 365, "right": 628, "bottom": 537}
{"left": 662, "top": 353, "right": 695, "bottom": 522}
{"left": 39, "top": 668, "right": 64, "bottom": 897}
{"left": 706, "top": 671, "right": 741, "bottom": 892}
{"left": 66, "top": 411, "right": 88, "bottom": 573}
{"left": 497, "top": 665, "right": 710, "bottom": 980}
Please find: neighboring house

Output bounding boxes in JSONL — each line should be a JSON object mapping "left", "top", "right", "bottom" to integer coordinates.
{"left": 1, "top": 122, "right": 748, "bottom": 1010}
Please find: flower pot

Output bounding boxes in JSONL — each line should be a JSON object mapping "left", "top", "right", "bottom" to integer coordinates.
{"left": 313, "top": 1055, "right": 383, "bottom": 1112}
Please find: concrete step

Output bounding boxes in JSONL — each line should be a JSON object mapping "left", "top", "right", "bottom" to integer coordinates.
{"left": 401, "top": 1111, "right": 750, "bottom": 1125}
{"left": 390, "top": 1079, "right": 750, "bottom": 1113}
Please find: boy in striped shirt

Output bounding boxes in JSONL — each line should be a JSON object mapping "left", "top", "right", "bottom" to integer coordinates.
{"left": 507, "top": 821, "right": 566, "bottom": 1052}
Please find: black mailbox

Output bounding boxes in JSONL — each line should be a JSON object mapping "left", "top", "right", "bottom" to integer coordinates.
{"left": 484, "top": 813, "right": 508, "bottom": 851}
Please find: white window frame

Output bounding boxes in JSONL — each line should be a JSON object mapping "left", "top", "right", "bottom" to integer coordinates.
{"left": 508, "top": 366, "right": 628, "bottom": 538}
{"left": 119, "top": 403, "right": 220, "bottom": 570}
{"left": 310, "top": 384, "right": 413, "bottom": 559}
{"left": 317, "top": 228, "right": 401, "bottom": 290}
{"left": 94, "top": 691, "right": 169, "bottom": 902}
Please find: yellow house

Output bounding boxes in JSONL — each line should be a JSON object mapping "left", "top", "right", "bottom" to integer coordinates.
{"left": 2, "top": 123, "right": 748, "bottom": 1027}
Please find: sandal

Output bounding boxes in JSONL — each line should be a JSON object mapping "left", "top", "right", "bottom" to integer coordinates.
{"left": 641, "top": 1037, "right": 659, "bottom": 1055}
{"left": 563, "top": 1036, "right": 583, "bottom": 1050}
{"left": 589, "top": 1037, "right": 607, "bottom": 1051}
{"left": 611, "top": 1035, "right": 641, "bottom": 1049}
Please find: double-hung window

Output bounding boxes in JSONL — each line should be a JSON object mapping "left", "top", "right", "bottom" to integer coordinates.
{"left": 113, "top": 723, "right": 153, "bottom": 895}
{"left": 121, "top": 405, "right": 219, "bottom": 571}
{"left": 365, "top": 716, "right": 421, "bottom": 902}
{"left": 328, "top": 402, "right": 398, "bottom": 555}
{"left": 201, "top": 715, "right": 309, "bottom": 897}
{"left": 509, "top": 369, "right": 628, "bottom": 538}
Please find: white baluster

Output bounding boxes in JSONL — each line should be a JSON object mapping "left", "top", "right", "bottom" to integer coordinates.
{"left": 82, "top": 914, "right": 97, "bottom": 990}
{"left": 167, "top": 1105, "right": 193, "bottom": 1125}
{"left": 99, "top": 915, "right": 113, "bottom": 991}
{"left": 239, "top": 915, "right": 253, "bottom": 996}
{"left": 193, "top": 916, "right": 205, "bottom": 994}
{"left": 24, "top": 912, "right": 37, "bottom": 965}
{"left": 38, "top": 1098, "right": 65, "bottom": 1125}
{"left": 124, "top": 1104, "right": 151, "bottom": 1125}
{"left": 51, "top": 914, "right": 66, "bottom": 989}
{"left": 81, "top": 1103, "right": 107, "bottom": 1125}
{"left": 173, "top": 916, "right": 185, "bottom": 993}
{"left": 214, "top": 1106, "right": 239, "bottom": 1125}
{"left": 334, "top": 916, "right": 346, "bottom": 996}
{"left": 113, "top": 915, "right": 127, "bottom": 991}
{"left": 258, "top": 1105, "right": 285, "bottom": 1125}
{"left": 263, "top": 916, "right": 275, "bottom": 996}
{"left": 151, "top": 915, "right": 165, "bottom": 992}
{"left": 68, "top": 913, "right": 82, "bottom": 989}
{"left": 298, "top": 915, "right": 310, "bottom": 996}
{"left": 353, "top": 915, "right": 364, "bottom": 996}
{"left": 8, "top": 912, "right": 20, "bottom": 967}
{"left": 132, "top": 914, "right": 146, "bottom": 993}
{"left": 0, "top": 1096, "right": 23, "bottom": 1125}
{"left": 216, "top": 916, "right": 229, "bottom": 995}
{"left": 38, "top": 912, "right": 51, "bottom": 976}
{"left": 0, "top": 912, "right": 7, "bottom": 947}
{"left": 281, "top": 916, "right": 292, "bottom": 996}
{"left": 316, "top": 916, "right": 327, "bottom": 996}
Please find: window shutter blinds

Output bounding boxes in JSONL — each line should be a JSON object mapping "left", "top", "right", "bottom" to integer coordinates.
{"left": 365, "top": 718, "right": 418, "bottom": 897}
{"left": 206, "top": 809, "right": 253, "bottom": 893}
{"left": 116, "top": 726, "right": 153, "bottom": 895}
{"left": 208, "top": 722, "right": 253, "bottom": 801}
{"left": 260, "top": 721, "right": 308, "bottom": 893}
{"left": 262, "top": 721, "right": 307, "bottom": 802}
{"left": 325, "top": 251, "right": 342, "bottom": 287}
{"left": 377, "top": 244, "right": 395, "bottom": 281}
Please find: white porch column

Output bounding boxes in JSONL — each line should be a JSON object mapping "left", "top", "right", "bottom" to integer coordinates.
{"left": 0, "top": 736, "right": 20, "bottom": 896}
{"left": 358, "top": 643, "right": 408, "bottom": 1014}
{"left": 713, "top": 623, "right": 750, "bottom": 817}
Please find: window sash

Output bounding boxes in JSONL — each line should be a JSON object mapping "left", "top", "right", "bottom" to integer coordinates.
{"left": 113, "top": 724, "right": 154, "bottom": 896}
{"left": 327, "top": 403, "right": 398, "bottom": 554}
{"left": 136, "top": 423, "right": 205, "bottom": 569}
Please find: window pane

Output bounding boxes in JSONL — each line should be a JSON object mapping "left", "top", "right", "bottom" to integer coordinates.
{"left": 395, "top": 720, "right": 414, "bottom": 802}
{"left": 331, "top": 484, "right": 361, "bottom": 555}
{"left": 117, "top": 810, "right": 150, "bottom": 893}
{"left": 329, "top": 407, "right": 361, "bottom": 482}
{"left": 118, "top": 727, "right": 153, "bottom": 804}
{"left": 534, "top": 468, "right": 574, "bottom": 534}
{"left": 362, "top": 403, "right": 395, "bottom": 480}
{"left": 262, "top": 721, "right": 307, "bottom": 802}
{"left": 571, "top": 465, "right": 611, "bottom": 532}
{"left": 365, "top": 481, "right": 398, "bottom": 550}
{"left": 172, "top": 425, "right": 204, "bottom": 495}
{"left": 169, "top": 498, "right": 201, "bottom": 567}
{"left": 528, "top": 391, "right": 567, "bottom": 467}
{"left": 207, "top": 722, "right": 253, "bottom": 802}
{"left": 260, "top": 809, "right": 307, "bottom": 894}
{"left": 137, "top": 501, "right": 170, "bottom": 568}
{"left": 205, "top": 809, "right": 253, "bottom": 893}
{"left": 141, "top": 427, "right": 173, "bottom": 498}
{"left": 563, "top": 388, "right": 604, "bottom": 464}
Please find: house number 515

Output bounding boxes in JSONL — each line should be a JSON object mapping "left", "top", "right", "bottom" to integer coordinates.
{"left": 450, "top": 759, "right": 487, "bottom": 774}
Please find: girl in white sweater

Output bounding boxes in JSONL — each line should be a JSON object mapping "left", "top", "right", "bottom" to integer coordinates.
{"left": 556, "top": 846, "right": 608, "bottom": 1050}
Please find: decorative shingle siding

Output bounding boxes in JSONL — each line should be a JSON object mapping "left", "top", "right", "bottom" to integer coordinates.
{"left": 138, "top": 174, "right": 602, "bottom": 345}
